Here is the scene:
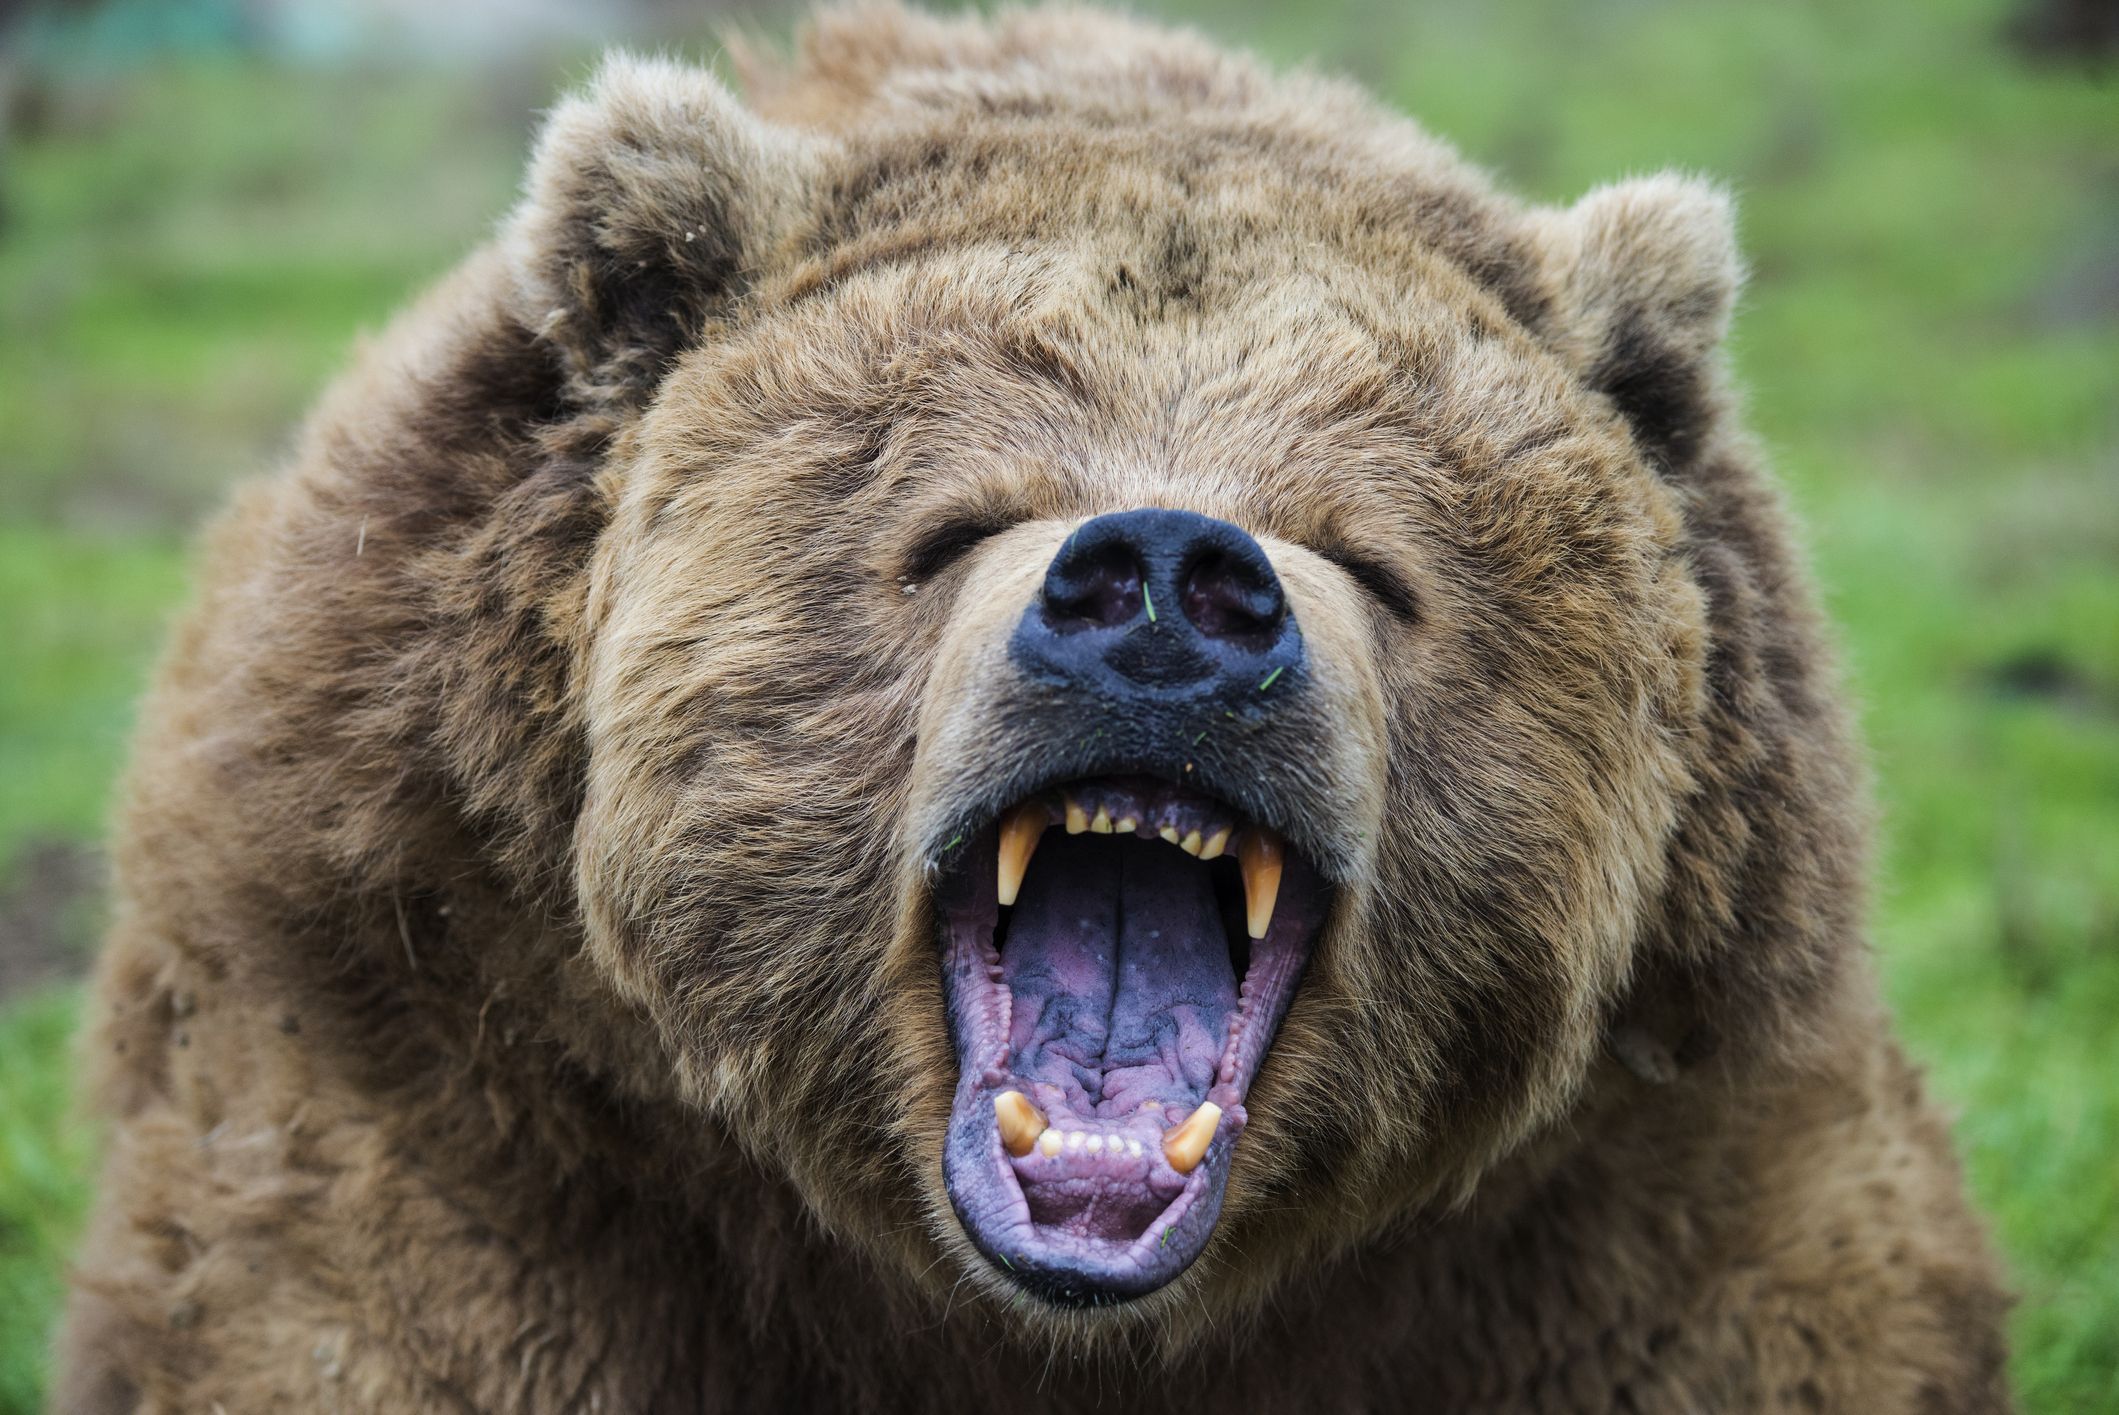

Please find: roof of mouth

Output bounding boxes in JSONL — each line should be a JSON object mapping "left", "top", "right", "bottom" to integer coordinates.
{"left": 1000, "top": 830, "right": 1240, "bottom": 1116}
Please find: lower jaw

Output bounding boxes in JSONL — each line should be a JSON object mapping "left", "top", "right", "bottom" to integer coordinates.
{"left": 942, "top": 1079, "right": 1244, "bottom": 1304}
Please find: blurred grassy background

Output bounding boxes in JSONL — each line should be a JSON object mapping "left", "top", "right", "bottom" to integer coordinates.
{"left": 1, "top": 0, "right": 2113, "bottom": 1408}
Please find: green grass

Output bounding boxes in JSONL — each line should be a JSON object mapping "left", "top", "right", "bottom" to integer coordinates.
{"left": 0, "top": 530, "right": 188, "bottom": 861}
{"left": 0, "top": 0, "right": 2114, "bottom": 1407}
{"left": 0, "top": 60, "right": 525, "bottom": 528}
{"left": 0, "top": 989, "right": 95, "bottom": 1415}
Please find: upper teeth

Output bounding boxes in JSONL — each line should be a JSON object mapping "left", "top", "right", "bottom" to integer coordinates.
{"left": 995, "top": 803, "right": 1046, "bottom": 908}
{"left": 1235, "top": 830, "right": 1283, "bottom": 941}
{"left": 992, "top": 794, "right": 1284, "bottom": 939}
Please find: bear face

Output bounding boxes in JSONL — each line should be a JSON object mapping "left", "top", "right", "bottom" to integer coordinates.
{"left": 532, "top": 20, "right": 1729, "bottom": 1322}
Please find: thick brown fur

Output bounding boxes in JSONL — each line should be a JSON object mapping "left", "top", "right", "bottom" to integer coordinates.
{"left": 56, "top": 5, "right": 2010, "bottom": 1411}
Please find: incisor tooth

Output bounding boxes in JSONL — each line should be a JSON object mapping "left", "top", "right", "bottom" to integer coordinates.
{"left": 994, "top": 1091, "right": 1047, "bottom": 1158}
{"left": 1238, "top": 829, "right": 1285, "bottom": 940}
{"left": 1039, "top": 1129, "right": 1062, "bottom": 1157}
{"left": 1090, "top": 806, "right": 1113, "bottom": 834}
{"left": 1180, "top": 829, "right": 1203, "bottom": 856}
{"left": 1064, "top": 797, "right": 1088, "bottom": 834}
{"left": 1163, "top": 1102, "right": 1222, "bottom": 1174}
{"left": 1159, "top": 825, "right": 1182, "bottom": 845}
{"left": 996, "top": 804, "right": 1047, "bottom": 907}
{"left": 1199, "top": 827, "right": 1231, "bottom": 861}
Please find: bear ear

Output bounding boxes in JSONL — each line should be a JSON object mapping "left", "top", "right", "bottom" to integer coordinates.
{"left": 506, "top": 53, "right": 822, "bottom": 403}
{"left": 1530, "top": 173, "right": 1742, "bottom": 469}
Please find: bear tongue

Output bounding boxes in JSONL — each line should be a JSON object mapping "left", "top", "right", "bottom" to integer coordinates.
{"left": 999, "top": 832, "right": 1237, "bottom": 1117}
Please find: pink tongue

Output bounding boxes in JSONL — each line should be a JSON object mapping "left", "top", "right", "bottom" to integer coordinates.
{"left": 999, "top": 833, "right": 1237, "bottom": 1116}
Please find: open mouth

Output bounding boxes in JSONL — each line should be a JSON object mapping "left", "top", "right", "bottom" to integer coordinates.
{"left": 935, "top": 774, "right": 1328, "bottom": 1305}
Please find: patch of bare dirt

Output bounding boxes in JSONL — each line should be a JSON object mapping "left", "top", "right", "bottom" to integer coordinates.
{"left": 0, "top": 838, "right": 103, "bottom": 1003}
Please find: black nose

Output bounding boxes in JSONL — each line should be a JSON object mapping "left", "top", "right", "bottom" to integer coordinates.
{"left": 1009, "top": 509, "right": 1303, "bottom": 710}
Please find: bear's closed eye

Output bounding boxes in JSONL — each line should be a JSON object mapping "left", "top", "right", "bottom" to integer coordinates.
{"left": 1316, "top": 544, "right": 1421, "bottom": 622}
{"left": 899, "top": 513, "right": 1018, "bottom": 583}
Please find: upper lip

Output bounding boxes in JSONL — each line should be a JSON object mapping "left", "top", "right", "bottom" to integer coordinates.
{"left": 922, "top": 755, "right": 1345, "bottom": 894}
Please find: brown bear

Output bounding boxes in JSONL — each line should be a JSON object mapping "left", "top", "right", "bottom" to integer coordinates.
{"left": 55, "top": 3, "right": 2012, "bottom": 1410}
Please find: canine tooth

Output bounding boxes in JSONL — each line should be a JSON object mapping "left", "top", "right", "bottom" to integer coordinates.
{"left": 994, "top": 1091, "right": 1047, "bottom": 1158}
{"left": 1065, "top": 797, "right": 1088, "bottom": 834}
{"left": 1039, "top": 1129, "right": 1062, "bottom": 1156}
{"left": 1180, "top": 830, "right": 1203, "bottom": 856}
{"left": 996, "top": 804, "right": 1047, "bottom": 907}
{"left": 1200, "top": 827, "right": 1231, "bottom": 861}
{"left": 1159, "top": 825, "right": 1181, "bottom": 844}
{"left": 1116, "top": 816, "right": 1137, "bottom": 833}
{"left": 1090, "top": 806, "right": 1113, "bottom": 834}
{"left": 1238, "top": 829, "right": 1285, "bottom": 940}
{"left": 1163, "top": 1103, "right": 1222, "bottom": 1175}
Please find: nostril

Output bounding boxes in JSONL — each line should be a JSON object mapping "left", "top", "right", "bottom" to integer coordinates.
{"left": 1044, "top": 544, "right": 1145, "bottom": 631}
{"left": 1180, "top": 550, "right": 1283, "bottom": 644}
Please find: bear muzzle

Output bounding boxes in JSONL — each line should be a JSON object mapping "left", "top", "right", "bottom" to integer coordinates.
{"left": 906, "top": 505, "right": 1372, "bottom": 1306}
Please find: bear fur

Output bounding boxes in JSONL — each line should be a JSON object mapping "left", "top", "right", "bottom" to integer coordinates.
{"left": 56, "top": 4, "right": 2011, "bottom": 1410}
